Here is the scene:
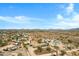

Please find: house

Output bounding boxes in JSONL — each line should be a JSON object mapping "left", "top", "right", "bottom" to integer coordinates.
{"left": 50, "top": 39, "right": 61, "bottom": 46}
{"left": 49, "top": 39, "right": 64, "bottom": 50}
{"left": 3, "top": 45, "right": 18, "bottom": 51}
{"left": 41, "top": 38, "right": 50, "bottom": 43}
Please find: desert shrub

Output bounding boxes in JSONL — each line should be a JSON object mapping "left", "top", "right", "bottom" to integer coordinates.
{"left": 18, "top": 53, "right": 23, "bottom": 56}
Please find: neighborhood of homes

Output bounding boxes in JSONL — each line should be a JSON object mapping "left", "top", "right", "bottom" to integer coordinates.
{"left": 0, "top": 30, "right": 79, "bottom": 56}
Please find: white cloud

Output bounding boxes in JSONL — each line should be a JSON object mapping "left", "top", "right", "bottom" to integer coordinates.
{"left": 55, "top": 13, "right": 79, "bottom": 29}
{"left": 72, "top": 14, "right": 79, "bottom": 22}
{"left": 0, "top": 16, "right": 28, "bottom": 23}
{"left": 66, "top": 3, "right": 74, "bottom": 15}
{"left": 55, "top": 14, "right": 79, "bottom": 29}
{"left": 57, "top": 14, "right": 64, "bottom": 20}
{"left": 54, "top": 3, "right": 79, "bottom": 29}
{"left": 0, "top": 16, "right": 44, "bottom": 24}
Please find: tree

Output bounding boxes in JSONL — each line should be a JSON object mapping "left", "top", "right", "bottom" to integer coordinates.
{"left": 68, "top": 40, "right": 72, "bottom": 43}
{"left": 0, "top": 40, "right": 3, "bottom": 45}
{"left": 60, "top": 50, "right": 66, "bottom": 56}
{"left": 0, "top": 40, "right": 7, "bottom": 47}
{"left": 46, "top": 47, "right": 51, "bottom": 52}
{"left": 37, "top": 46, "right": 42, "bottom": 52}
{"left": 18, "top": 53, "right": 23, "bottom": 56}
{"left": 71, "top": 51, "right": 76, "bottom": 56}
{"left": 54, "top": 46, "right": 59, "bottom": 50}
{"left": 24, "top": 45, "right": 28, "bottom": 49}
{"left": 37, "top": 39, "right": 42, "bottom": 43}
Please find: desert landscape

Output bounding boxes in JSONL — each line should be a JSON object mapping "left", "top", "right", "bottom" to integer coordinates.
{"left": 0, "top": 29, "right": 79, "bottom": 56}
{"left": 0, "top": 3, "right": 79, "bottom": 56}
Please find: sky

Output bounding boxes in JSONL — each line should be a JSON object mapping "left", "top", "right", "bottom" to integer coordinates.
{"left": 0, "top": 3, "right": 79, "bottom": 29}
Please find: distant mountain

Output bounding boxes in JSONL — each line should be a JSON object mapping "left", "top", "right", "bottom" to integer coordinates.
{"left": 0, "top": 28, "right": 79, "bottom": 31}
{"left": 68, "top": 28, "right": 79, "bottom": 31}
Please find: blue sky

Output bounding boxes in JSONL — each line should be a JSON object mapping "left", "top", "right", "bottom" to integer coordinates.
{"left": 0, "top": 3, "right": 79, "bottom": 29}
